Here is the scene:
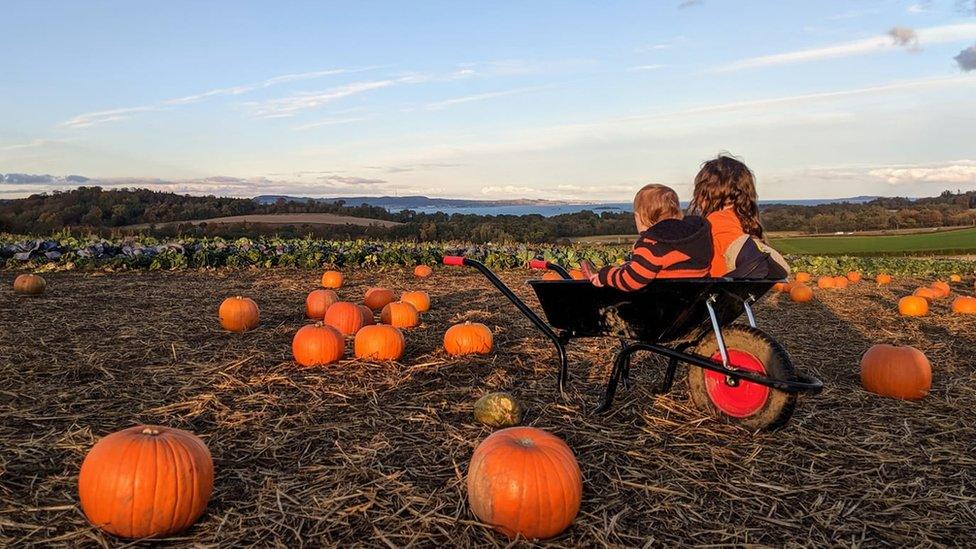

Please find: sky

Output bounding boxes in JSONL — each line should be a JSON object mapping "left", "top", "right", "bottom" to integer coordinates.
{"left": 1, "top": 0, "right": 975, "bottom": 201}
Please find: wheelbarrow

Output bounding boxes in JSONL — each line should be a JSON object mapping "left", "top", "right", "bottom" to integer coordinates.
{"left": 442, "top": 255, "right": 823, "bottom": 430}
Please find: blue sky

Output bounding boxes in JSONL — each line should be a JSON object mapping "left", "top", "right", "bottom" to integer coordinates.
{"left": 2, "top": 0, "right": 975, "bottom": 201}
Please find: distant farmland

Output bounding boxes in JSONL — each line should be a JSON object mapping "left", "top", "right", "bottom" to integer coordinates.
{"left": 770, "top": 226, "right": 976, "bottom": 255}
{"left": 123, "top": 213, "right": 402, "bottom": 229}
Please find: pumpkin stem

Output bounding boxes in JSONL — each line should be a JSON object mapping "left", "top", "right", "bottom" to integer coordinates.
{"left": 141, "top": 427, "right": 160, "bottom": 436}
{"left": 515, "top": 438, "right": 535, "bottom": 448}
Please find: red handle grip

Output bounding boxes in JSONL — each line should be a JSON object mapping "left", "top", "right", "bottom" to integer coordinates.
{"left": 528, "top": 259, "right": 549, "bottom": 270}
{"left": 442, "top": 255, "right": 465, "bottom": 266}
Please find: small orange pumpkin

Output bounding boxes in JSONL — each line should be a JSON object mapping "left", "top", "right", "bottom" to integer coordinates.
{"left": 401, "top": 290, "right": 430, "bottom": 312}
{"left": 79, "top": 425, "right": 213, "bottom": 539}
{"left": 292, "top": 323, "right": 345, "bottom": 366}
{"left": 467, "top": 426, "right": 582, "bottom": 540}
{"left": 951, "top": 296, "right": 976, "bottom": 314}
{"left": 772, "top": 281, "right": 792, "bottom": 293}
{"left": 324, "top": 301, "right": 368, "bottom": 336}
{"left": 444, "top": 322, "right": 493, "bottom": 356}
{"left": 13, "top": 273, "right": 46, "bottom": 295}
{"left": 541, "top": 271, "right": 562, "bottom": 281}
{"left": 794, "top": 272, "right": 811, "bottom": 283}
{"left": 832, "top": 276, "right": 849, "bottom": 289}
{"left": 321, "top": 270, "right": 343, "bottom": 289}
{"left": 949, "top": 274, "right": 962, "bottom": 282}
{"left": 876, "top": 273, "right": 892, "bottom": 285}
{"left": 380, "top": 301, "right": 419, "bottom": 328}
{"left": 913, "top": 287, "right": 939, "bottom": 301}
{"left": 846, "top": 271, "right": 861, "bottom": 283}
{"left": 218, "top": 296, "right": 260, "bottom": 333}
{"left": 414, "top": 265, "right": 433, "bottom": 278}
{"left": 354, "top": 325, "right": 405, "bottom": 360}
{"left": 859, "top": 344, "right": 931, "bottom": 400}
{"left": 305, "top": 289, "right": 339, "bottom": 319}
{"left": 568, "top": 268, "right": 586, "bottom": 280}
{"left": 817, "top": 276, "right": 836, "bottom": 289}
{"left": 364, "top": 287, "right": 395, "bottom": 311}
{"left": 898, "top": 295, "right": 929, "bottom": 317}
{"left": 789, "top": 284, "right": 814, "bottom": 303}
{"left": 930, "top": 281, "right": 951, "bottom": 298}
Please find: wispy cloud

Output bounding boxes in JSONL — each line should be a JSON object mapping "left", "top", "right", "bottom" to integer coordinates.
{"left": 957, "top": 44, "right": 976, "bottom": 71}
{"left": 868, "top": 160, "right": 976, "bottom": 185}
{"left": 713, "top": 23, "right": 976, "bottom": 72}
{"left": 0, "top": 138, "right": 71, "bottom": 151}
{"left": 424, "top": 86, "right": 545, "bottom": 110}
{"left": 63, "top": 67, "right": 376, "bottom": 128}
{"left": 246, "top": 80, "right": 396, "bottom": 118}
{"left": 907, "top": 2, "right": 930, "bottom": 14}
{"left": 628, "top": 64, "right": 667, "bottom": 72}
{"left": 678, "top": 0, "right": 702, "bottom": 8}
{"left": 293, "top": 116, "right": 371, "bottom": 131}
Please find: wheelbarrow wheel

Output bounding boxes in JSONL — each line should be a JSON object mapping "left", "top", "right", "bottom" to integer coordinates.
{"left": 687, "top": 324, "right": 797, "bottom": 431}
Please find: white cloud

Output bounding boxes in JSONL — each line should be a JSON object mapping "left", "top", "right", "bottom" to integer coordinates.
{"left": 292, "top": 116, "right": 371, "bottom": 131}
{"left": 714, "top": 23, "right": 976, "bottom": 72}
{"left": 868, "top": 161, "right": 976, "bottom": 185}
{"left": 480, "top": 185, "right": 540, "bottom": 196}
{"left": 0, "top": 138, "right": 71, "bottom": 151}
{"left": 628, "top": 64, "right": 667, "bottom": 71}
{"left": 907, "top": 3, "right": 929, "bottom": 14}
{"left": 62, "top": 105, "right": 161, "bottom": 128}
{"left": 245, "top": 80, "right": 396, "bottom": 118}
{"left": 424, "top": 86, "right": 545, "bottom": 110}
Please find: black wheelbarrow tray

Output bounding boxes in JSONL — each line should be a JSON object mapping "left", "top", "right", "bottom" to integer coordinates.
{"left": 443, "top": 256, "right": 823, "bottom": 430}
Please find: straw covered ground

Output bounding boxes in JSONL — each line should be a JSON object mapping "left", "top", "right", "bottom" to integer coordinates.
{"left": 1, "top": 268, "right": 975, "bottom": 547}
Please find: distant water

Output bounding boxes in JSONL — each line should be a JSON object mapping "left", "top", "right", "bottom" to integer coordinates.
{"left": 389, "top": 198, "right": 861, "bottom": 217}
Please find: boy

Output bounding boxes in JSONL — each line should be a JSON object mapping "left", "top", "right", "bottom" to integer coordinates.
{"left": 585, "top": 184, "right": 712, "bottom": 291}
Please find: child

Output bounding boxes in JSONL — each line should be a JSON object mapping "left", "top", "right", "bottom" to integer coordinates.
{"left": 586, "top": 184, "right": 712, "bottom": 291}
{"left": 689, "top": 155, "right": 789, "bottom": 278}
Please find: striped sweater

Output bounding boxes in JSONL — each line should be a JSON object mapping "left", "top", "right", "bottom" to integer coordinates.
{"left": 596, "top": 215, "right": 713, "bottom": 292}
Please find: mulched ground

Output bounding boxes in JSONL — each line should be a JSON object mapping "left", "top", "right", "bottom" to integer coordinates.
{"left": 1, "top": 268, "right": 974, "bottom": 547}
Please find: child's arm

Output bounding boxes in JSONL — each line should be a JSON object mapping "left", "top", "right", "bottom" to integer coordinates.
{"left": 593, "top": 236, "right": 687, "bottom": 292}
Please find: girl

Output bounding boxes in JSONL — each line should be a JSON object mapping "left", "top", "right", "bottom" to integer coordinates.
{"left": 689, "top": 155, "right": 789, "bottom": 279}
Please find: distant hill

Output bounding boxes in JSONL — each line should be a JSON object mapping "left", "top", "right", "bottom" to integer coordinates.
{"left": 252, "top": 194, "right": 577, "bottom": 208}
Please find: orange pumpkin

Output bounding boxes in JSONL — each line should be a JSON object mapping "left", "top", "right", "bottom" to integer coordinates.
{"left": 358, "top": 305, "right": 375, "bottom": 326}
{"left": 354, "top": 325, "right": 405, "bottom": 360}
{"left": 444, "top": 322, "right": 493, "bottom": 356}
{"left": 305, "top": 289, "right": 339, "bottom": 319}
{"left": 859, "top": 344, "right": 931, "bottom": 400}
{"left": 832, "top": 276, "right": 849, "bottom": 289}
{"left": 817, "top": 276, "right": 836, "bottom": 289}
{"left": 930, "top": 281, "right": 951, "bottom": 298}
{"left": 846, "top": 271, "right": 861, "bottom": 283}
{"left": 772, "top": 281, "right": 792, "bottom": 293}
{"left": 898, "top": 295, "right": 929, "bottom": 317}
{"left": 541, "top": 271, "right": 562, "bottom": 281}
{"left": 789, "top": 284, "right": 813, "bottom": 303}
{"left": 324, "top": 301, "right": 368, "bottom": 336}
{"left": 794, "top": 272, "right": 811, "bottom": 283}
{"left": 913, "top": 287, "right": 939, "bottom": 301}
{"left": 400, "top": 290, "right": 430, "bottom": 312}
{"left": 13, "top": 273, "right": 46, "bottom": 295}
{"left": 78, "top": 425, "right": 213, "bottom": 538}
{"left": 949, "top": 274, "right": 962, "bottom": 283}
{"left": 292, "top": 323, "right": 345, "bottom": 366}
{"left": 467, "top": 426, "right": 582, "bottom": 540}
{"left": 364, "top": 287, "right": 395, "bottom": 311}
{"left": 321, "top": 270, "right": 343, "bottom": 289}
{"left": 951, "top": 296, "right": 976, "bottom": 314}
{"left": 380, "top": 301, "right": 419, "bottom": 328}
{"left": 414, "top": 265, "right": 433, "bottom": 278}
{"left": 876, "top": 273, "right": 892, "bottom": 285}
{"left": 568, "top": 268, "right": 586, "bottom": 280}
{"left": 218, "top": 296, "right": 260, "bottom": 333}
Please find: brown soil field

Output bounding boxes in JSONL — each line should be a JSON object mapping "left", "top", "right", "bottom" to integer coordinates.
{"left": 1, "top": 269, "right": 975, "bottom": 546}
{"left": 123, "top": 213, "right": 401, "bottom": 229}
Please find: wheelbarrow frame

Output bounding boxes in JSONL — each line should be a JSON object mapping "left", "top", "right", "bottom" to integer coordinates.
{"left": 443, "top": 255, "right": 823, "bottom": 414}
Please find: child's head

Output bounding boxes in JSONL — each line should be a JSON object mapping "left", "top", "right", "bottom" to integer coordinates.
{"left": 633, "top": 184, "right": 682, "bottom": 233}
{"left": 690, "top": 154, "right": 763, "bottom": 238}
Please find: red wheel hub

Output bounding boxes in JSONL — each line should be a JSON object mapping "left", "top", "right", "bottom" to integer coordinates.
{"left": 704, "top": 349, "right": 769, "bottom": 418}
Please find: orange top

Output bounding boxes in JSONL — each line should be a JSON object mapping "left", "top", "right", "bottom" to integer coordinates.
{"left": 706, "top": 208, "right": 745, "bottom": 276}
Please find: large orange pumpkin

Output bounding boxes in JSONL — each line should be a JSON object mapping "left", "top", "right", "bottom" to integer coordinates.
{"left": 541, "top": 271, "right": 562, "bottom": 281}
{"left": 794, "top": 272, "right": 811, "bottom": 283}
{"left": 444, "top": 322, "right": 493, "bottom": 355}
{"left": 832, "top": 276, "right": 849, "bottom": 289}
{"left": 400, "top": 290, "right": 430, "bottom": 312}
{"left": 218, "top": 296, "right": 260, "bottom": 333}
{"left": 876, "top": 273, "right": 892, "bottom": 285}
{"left": 913, "top": 287, "right": 939, "bottom": 301}
{"left": 949, "top": 274, "right": 962, "bottom": 282}
{"left": 568, "top": 268, "right": 586, "bottom": 280}
{"left": 13, "top": 273, "right": 46, "bottom": 295}
{"left": 354, "top": 325, "right": 405, "bottom": 360}
{"left": 789, "top": 284, "right": 813, "bottom": 303}
{"left": 78, "top": 425, "right": 213, "bottom": 539}
{"left": 364, "top": 287, "right": 395, "bottom": 311}
{"left": 859, "top": 344, "right": 931, "bottom": 400}
{"left": 817, "top": 276, "right": 836, "bottom": 289}
{"left": 951, "top": 296, "right": 976, "bottom": 314}
{"left": 321, "top": 270, "right": 343, "bottom": 289}
{"left": 930, "top": 281, "right": 951, "bottom": 298}
{"left": 292, "top": 323, "right": 345, "bottom": 366}
{"left": 414, "top": 265, "right": 433, "bottom": 278}
{"left": 380, "top": 301, "right": 420, "bottom": 328}
{"left": 305, "top": 289, "right": 339, "bottom": 319}
{"left": 847, "top": 271, "right": 861, "bottom": 283}
{"left": 324, "top": 301, "right": 368, "bottom": 336}
{"left": 898, "top": 295, "right": 929, "bottom": 317}
{"left": 467, "top": 426, "right": 582, "bottom": 540}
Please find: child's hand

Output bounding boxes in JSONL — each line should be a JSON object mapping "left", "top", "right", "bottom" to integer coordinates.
{"left": 580, "top": 261, "right": 602, "bottom": 286}
{"left": 590, "top": 274, "right": 603, "bottom": 287}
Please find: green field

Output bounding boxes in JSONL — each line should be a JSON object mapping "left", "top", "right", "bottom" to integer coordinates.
{"left": 770, "top": 227, "right": 976, "bottom": 255}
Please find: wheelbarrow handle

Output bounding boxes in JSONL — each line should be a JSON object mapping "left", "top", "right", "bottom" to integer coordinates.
{"left": 528, "top": 259, "right": 549, "bottom": 269}
{"left": 442, "top": 255, "right": 466, "bottom": 266}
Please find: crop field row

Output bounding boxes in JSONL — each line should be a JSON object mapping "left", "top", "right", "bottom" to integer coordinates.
{"left": 771, "top": 226, "right": 976, "bottom": 255}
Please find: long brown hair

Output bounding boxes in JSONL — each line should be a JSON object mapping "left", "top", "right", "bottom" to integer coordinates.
{"left": 689, "top": 154, "right": 764, "bottom": 238}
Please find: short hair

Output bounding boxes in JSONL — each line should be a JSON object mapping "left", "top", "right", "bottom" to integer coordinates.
{"left": 633, "top": 184, "right": 682, "bottom": 227}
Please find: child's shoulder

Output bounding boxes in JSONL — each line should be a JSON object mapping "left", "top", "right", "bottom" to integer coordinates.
{"left": 642, "top": 215, "right": 709, "bottom": 243}
{"left": 704, "top": 208, "right": 743, "bottom": 232}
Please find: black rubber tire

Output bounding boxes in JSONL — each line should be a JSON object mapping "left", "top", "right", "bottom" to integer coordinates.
{"left": 687, "top": 324, "right": 798, "bottom": 431}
